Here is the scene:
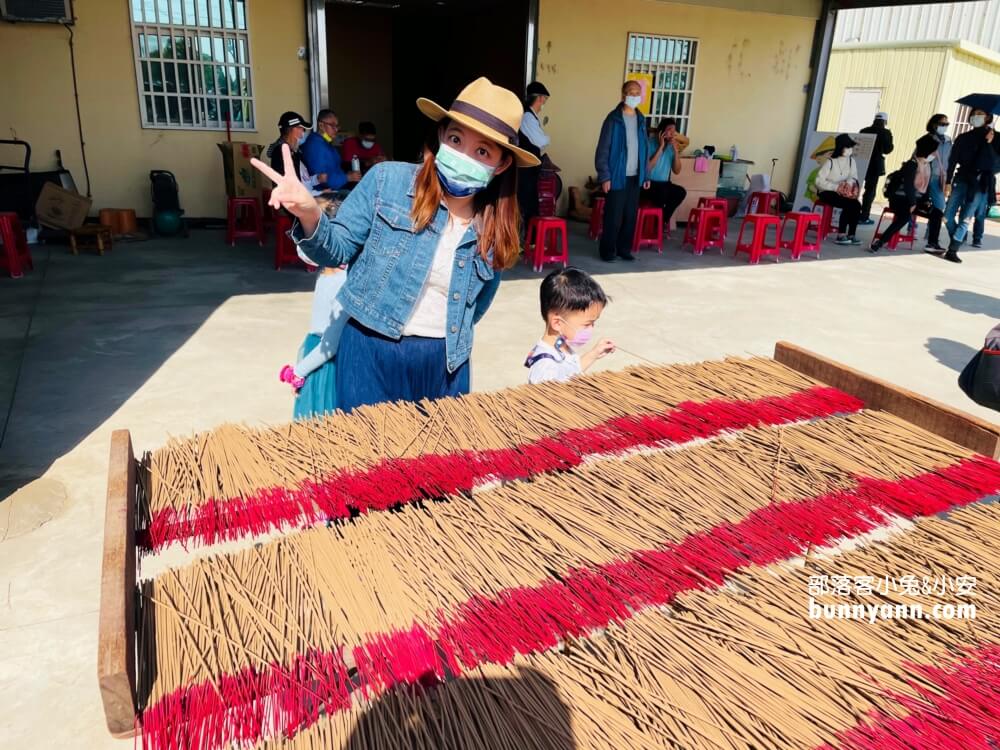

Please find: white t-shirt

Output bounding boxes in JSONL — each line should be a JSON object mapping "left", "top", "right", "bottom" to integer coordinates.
{"left": 402, "top": 216, "right": 471, "bottom": 338}
{"left": 526, "top": 338, "right": 582, "bottom": 384}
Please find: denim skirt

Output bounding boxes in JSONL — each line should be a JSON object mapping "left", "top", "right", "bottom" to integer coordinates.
{"left": 335, "top": 319, "right": 470, "bottom": 413}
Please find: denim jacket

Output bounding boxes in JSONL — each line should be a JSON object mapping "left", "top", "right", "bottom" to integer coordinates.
{"left": 291, "top": 161, "right": 501, "bottom": 373}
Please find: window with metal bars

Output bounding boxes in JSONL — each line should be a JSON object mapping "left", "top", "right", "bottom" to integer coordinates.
{"left": 128, "top": 0, "right": 254, "bottom": 130}
{"left": 624, "top": 32, "right": 698, "bottom": 134}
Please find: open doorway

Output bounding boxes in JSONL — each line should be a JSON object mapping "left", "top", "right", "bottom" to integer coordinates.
{"left": 323, "top": 0, "right": 530, "bottom": 164}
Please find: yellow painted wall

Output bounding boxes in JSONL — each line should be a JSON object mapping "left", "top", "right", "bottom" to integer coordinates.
{"left": 940, "top": 43, "right": 1000, "bottom": 122}
{"left": 537, "top": 0, "right": 818, "bottom": 204}
{"left": 0, "top": 0, "right": 309, "bottom": 218}
{"left": 819, "top": 45, "right": 950, "bottom": 156}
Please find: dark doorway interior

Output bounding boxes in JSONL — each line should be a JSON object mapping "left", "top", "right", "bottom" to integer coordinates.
{"left": 325, "top": 0, "right": 528, "bottom": 164}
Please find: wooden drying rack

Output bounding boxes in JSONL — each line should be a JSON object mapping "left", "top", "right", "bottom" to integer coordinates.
{"left": 96, "top": 342, "right": 1000, "bottom": 737}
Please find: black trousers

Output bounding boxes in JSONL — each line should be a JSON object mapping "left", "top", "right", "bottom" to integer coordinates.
{"left": 860, "top": 168, "right": 882, "bottom": 219}
{"left": 642, "top": 180, "right": 687, "bottom": 224}
{"left": 600, "top": 176, "right": 640, "bottom": 260}
{"left": 818, "top": 190, "right": 862, "bottom": 236}
{"left": 925, "top": 207, "right": 945, "bottom": 245}
{"left": 874, "top": 196, "right": 914, "bottom": 247}
{"left": 517, "top": 165, "right": 540, "bottom": 226}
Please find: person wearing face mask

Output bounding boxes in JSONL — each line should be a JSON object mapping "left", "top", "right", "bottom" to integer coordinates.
{"left": 340, "top": 122, "right": 387, "bottom": 175}
{"left": 517, "top": 81, "right": 550, "bottom": 226}
{"left": 300, "top": 109, "right": 361, "bottom": 192}
{"left": 922, "top": 114, "right": 953, "bottom": 252}
{"left": 933, "top": 108, "right": 1000, "bottom": 263}
{"left": 868, "top": 135, "right": 938, "bottom": 253}
{"left": 594, "top": 80, "right": 651, "bottom": 262}
{"left": 525, "top": 267, "right": 616, "bottom": 384}
{"left": 814, "top": 133, "right": 863, "bottom": 245}
{"left": 858, "top": 112, "right": 894, "bottom": 225}
{"left": 267, "top": 112, "right": 329, "bottom": 192}
{"left": 252, "top": 78, "right": 538, "bottom": 412}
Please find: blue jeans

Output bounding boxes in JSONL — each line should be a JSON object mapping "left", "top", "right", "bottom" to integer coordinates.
{"left": 945, "top": 181, "right": 987, "bottom": 247}
{"left": 335, "top": 319, "right": 470, "bottom": 413}
{"left": 973, "top": 195, "right": 987, "bottom": 244}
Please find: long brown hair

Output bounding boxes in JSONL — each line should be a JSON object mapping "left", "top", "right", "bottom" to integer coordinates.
{"left": 410, "top": 121, "right": 521, "bottom": 270}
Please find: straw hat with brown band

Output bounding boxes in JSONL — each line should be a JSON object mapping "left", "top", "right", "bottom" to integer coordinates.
{"left": 417, "top": 77, "right": 542, "bottom": 168}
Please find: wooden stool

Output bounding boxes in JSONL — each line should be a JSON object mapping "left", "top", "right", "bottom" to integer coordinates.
{"left": 70, "top": 224, "right": 114, "bottom": 256}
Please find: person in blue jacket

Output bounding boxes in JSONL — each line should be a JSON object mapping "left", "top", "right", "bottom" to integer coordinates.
{"left": 594, "top": 80, "right": 650, "bottom": 262}
{"left": 300, "top": 109, "right": 361, "bottom": 192}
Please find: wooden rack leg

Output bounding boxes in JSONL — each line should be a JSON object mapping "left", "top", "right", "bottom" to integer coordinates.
{"left": 774, "top": 341, "right": 1000, "bottom": 459}
{"left": 98, "top": 429, "right": 139, "bottom": 738}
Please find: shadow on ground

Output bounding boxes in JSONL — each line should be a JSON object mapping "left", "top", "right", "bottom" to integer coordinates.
{"left": 0, "top": 230, "right": 317, "bottom": 498}
{"left": 936, "top": 289, "right": 1000, "bottom": 319}
{"left": 925, "top": 337, "right": 977, "bottom": 373}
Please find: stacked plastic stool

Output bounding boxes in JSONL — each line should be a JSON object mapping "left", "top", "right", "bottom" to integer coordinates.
{"left": 525, "top": 216, "right": 569, "bottom": 272}
{"left": 681, "top": 206, "right": 726, "bottom": 255}
{"left": 537, "top": 175, "right": 558, "bottom": 217}
{"left": 588, "top": 197, "right": 605, "bottom": 241}
{"left": 226, "top": 196, "right": 264, "bottom": 246}
{"left": 0, "top": 212, "right": 32, "bottom": 279}
{"left": 735, "top": 213, "right": 781, "bottom": 264}
{"left": 632, "top": 206, "right": 664, "bottom": 253}
{"left": 274, "top": 214, "right": 308, "bottom": 270}
{"left": 778, "top": 211, "right": 821, "bottom": 260}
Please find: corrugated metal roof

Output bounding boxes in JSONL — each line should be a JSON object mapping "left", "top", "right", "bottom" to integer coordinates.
{"left": 834, "top": 1, "right": 1000, "bottom": 53}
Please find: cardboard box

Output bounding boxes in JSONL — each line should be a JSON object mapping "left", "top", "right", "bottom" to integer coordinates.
{"left": 218, "top": 142, "right": 265, "bottom": 198}
{"left": 35, "top": 182, "right": 92, "bottom": 230}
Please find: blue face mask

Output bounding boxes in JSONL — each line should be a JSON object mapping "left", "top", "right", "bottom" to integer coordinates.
{"left": 297, "top": 131, "right": 309, "bottom": 146}
{"left": 435, "top": 142, "right": 497, "bottom": 197}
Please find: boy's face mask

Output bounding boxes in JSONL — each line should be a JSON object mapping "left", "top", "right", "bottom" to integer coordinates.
{"left": 624, "top": 95, "right": 642, "bottom": 109}
{"left": 361, "top": 139, "right": 375, "bottom": 149}
{"left": 971, "top": 114, "right": 987, "bottom": 128}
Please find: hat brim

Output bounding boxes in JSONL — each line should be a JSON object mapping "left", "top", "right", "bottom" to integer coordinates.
{"left": 417, "top": 97, "right": 541, "bottom": 168}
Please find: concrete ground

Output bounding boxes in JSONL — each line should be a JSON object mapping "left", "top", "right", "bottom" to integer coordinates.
{"left": 1, "top": 213, "right": 999, "bottom": 748}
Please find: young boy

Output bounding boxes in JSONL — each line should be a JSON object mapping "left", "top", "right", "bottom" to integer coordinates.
{"left": 525, "top": 267, "right": 616, "bottom": 384}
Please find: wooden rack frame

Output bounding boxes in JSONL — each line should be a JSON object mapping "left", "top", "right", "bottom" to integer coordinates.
{"left": 96, "top": 344, "right": 1000, "bottom": 736}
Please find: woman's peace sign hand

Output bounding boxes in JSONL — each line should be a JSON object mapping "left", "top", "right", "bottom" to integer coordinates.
{"left": 251, "top": 144, "right": 323, "bottom": 234}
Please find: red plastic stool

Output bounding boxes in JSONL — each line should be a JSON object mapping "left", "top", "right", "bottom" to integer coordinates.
{"left": 681, "top": 207, "right": 726, "bottom": 255}
{"left": 748, "top": 191, "right": 781, "bottom": 215}
{"left": 588, "top": 197, "right": 605, "bottom": 241}
{"left": 0, "top": 212, "right": 32, "bottom": 279}
{"left": 735, "top": 213, "right": 781, "bottom": 264}
{"left": 525, "top": 216, "right": 569, "bottom": 272}
{"left": 812, "top": 199, "right": 836, "bottom": 241}
{"left": 779, "top": 211, "right": 821, "bottom": 261}
{"left": 698, "top": 197, "right": 730, "bottom": 215}
{"left": 874, "top": 207, "right": 917, "bottom": 251}
{"left": 227, "top": 196, "right": 264, "bottom": 246}
{"left": 632, "top": 206, "right": 663, "bottom": 253}
{"left": 274, "top": 214, "right": 308, "bottom": 270}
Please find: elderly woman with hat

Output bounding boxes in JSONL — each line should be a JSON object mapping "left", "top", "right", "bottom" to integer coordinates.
{"left": 814, "top": 132, "right": 863, "bottom": 245}
{"left": 254, "top": 78, "right": 538, "bottom": 412}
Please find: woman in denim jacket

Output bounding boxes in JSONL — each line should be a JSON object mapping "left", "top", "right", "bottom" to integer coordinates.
{"left": 254, "top": 78, "right": 539, "bottom": 412}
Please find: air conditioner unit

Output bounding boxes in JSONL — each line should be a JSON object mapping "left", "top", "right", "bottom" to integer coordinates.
{"left": 1, "top": 0, "right": 73, "bottom": 24}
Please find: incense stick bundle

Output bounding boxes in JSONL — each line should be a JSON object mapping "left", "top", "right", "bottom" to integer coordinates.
{"left": 254, "top": 500, "right": 1000, "bottom": 750}
{"left": 137, "top": 410, "right": 1000, "bottom": 750}
{"left": 141, "top": 358, "right": 834, "bottom": 549}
